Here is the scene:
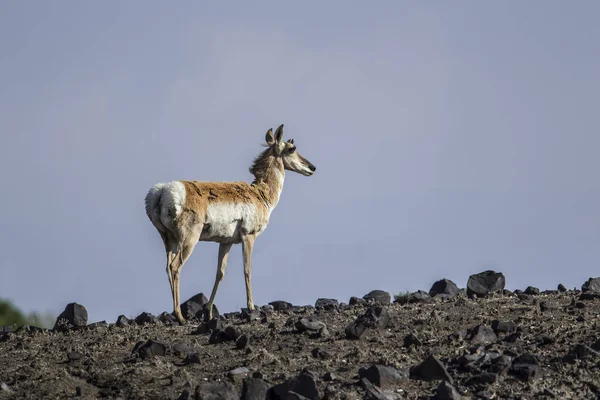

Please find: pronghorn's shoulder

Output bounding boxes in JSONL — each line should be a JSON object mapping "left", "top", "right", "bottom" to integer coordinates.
{"left": 180, "top": 180, "right": 260, "bottom": 204}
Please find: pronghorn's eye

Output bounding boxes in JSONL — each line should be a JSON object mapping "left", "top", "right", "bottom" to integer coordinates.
{"left": 289, "top": 147, "right": 296, "bottom": 153}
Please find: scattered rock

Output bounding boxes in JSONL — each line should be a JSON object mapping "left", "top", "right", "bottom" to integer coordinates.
{"left": 311, "top": 347, "right": 333, "bottom": 360}
{"left": 465, "top": 372, "right": 497, "bottom": 386}
{"left": 582, "top": 277, "right": 600, "bottom": 293}
{"left": 323, "top": 372, "right": 337, "bottom": 382}
{"left": 409, "top": 355, "right": 453, "bottom": 383}
{"left": 134, "top": 312, "right": 159, "bottom": 325}
{"left": 429, "top": 279, "right": 460, "bottom": 299}
{"left": 503, "top": 289, "right": 514, "bottom": 296}
{"left": 181, "top": 352, "right": 202, "bottom": 365}
{"left": 540, "top": 301, "right": 560, "bottom": 312}
{"left": 557, "top": 283, "right": 567, "bottom": 292}
{"left": 491, "top": 320, "right": 518, "bottom": 334}
{"left": 242, "top": 377, "right": 269, "bottom": 400}
{"left": 524, "top": 286, "right": 540, "bottom": 295}
{"left": 236, "top": 334, "right": 249, "bottom": 350}
{"left": 194, "top": 381, "right": 238, "bottom": 400}
{"left": 509, "top": 354, "right": 540, "bottom": 381}
{"left": 403, "top": 332, "right": 422, "bottom": 348}
{"left": 53, "top": 303, "right": 88, "bottom": 331}
{"left": 172, "top": 342, "right": 194, "bottom": 356}
{"left": 135, "top": 339, "right": 171, "bottom": 359}
{"left": 315, "top": 298, "right": 339, "bottom": 311}
{"left": 269, "top": 301, "right": 293, "bottom": 312}
{"left": 435, "top": 381, "right": 462, "bottom": 400}
{"left": 158, "top": 312, "right": 178, "bottom": 324}
{"left": 295, "top": 317, "right": 329, "bottom": 337}
{"left": 115, "top": 315, "right": 130, "bottom": 327}
{"left": 408, "top": 290, "right": 433, "bottom": 304}
{"left": 363, "top": 290, "right": 391, "bottom": 305}
{"left": 180, "top": 293, "right": 208, "bottom": 320}
{"left": 268, "top": 372, "right": 319, "bottom": 400}
{"left": 468, "top": 324, "right": 497, "bottom": 344}
{"left": 466, "top": 270, "right": 506, "bottom": 298}
{"left": 194, "top": 318, "right": 224, "bottom": 335}
{"left": 241, "top": 308, "right": 262, "bottom": 322}
{"left": 562, "top": 344, "right": 600, "bottom": 363}
{"left": 228, "top": 367, "right": 251, "bottom": 380}
{"left": 345, "top": 306, "right": 389, "bottom": 339}
{"left": 209, "top": 325, "right": 239, "bottom": 344}
{"left": 358, "top": 365, "right": 407, "bottom": 389}
{"left": 67, "top": 351, "right": 82, "bottom": 362}
{"left": 1, "top": 382, "right": 14, "bottom": 393}
{"left": 349, "top": 296, "right": 367, "bottom": 306}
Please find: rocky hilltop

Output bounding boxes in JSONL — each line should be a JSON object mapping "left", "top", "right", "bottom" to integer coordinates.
{"left": 1, "top": 271, "right": 600, "bottom": 400}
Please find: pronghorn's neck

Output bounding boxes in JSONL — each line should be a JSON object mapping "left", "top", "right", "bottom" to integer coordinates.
{"left": 249, "top": 148, "right": 285, "bottom": 211}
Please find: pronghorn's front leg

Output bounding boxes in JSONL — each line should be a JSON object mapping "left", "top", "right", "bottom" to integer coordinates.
{"left": 242, "top": 234, "right": 256, "bottom": 311}
{"left": 206, "top": 242, "right": 233, "bottom": 320}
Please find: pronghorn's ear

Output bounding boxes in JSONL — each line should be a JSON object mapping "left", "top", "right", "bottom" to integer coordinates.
{"left": 274, "top": 124, "right": 284, "bottom": 143}
{"left": 265, "top": 128, "right": 275, "bottom": 145}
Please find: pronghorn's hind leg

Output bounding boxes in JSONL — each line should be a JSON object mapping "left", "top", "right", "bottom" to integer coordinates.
{"left": 206, "top": 242, "right": 233, "bottom": 320}
{"left": 167, "top": 225, "right": 203, "bottom": 324}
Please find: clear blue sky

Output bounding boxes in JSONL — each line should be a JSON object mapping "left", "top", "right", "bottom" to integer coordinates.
{"left": 1, "top": 2, "right": 599, "bottom": 323}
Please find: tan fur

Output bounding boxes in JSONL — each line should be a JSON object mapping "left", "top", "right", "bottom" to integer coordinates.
{"left": 146, "top": 124, "right": 315, "bottom": 324}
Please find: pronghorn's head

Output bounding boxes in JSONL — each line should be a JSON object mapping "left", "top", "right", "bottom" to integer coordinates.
{"left": 265, "top": 124, "right": 316, "bottom": 176}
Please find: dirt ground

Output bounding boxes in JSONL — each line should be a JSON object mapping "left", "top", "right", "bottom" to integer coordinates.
{"left": 1, "top": 287, "right": 599, "bottom": 400}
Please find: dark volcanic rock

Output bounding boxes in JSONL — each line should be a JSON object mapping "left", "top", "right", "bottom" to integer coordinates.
{"left": 115, "top": 315, "right": 130, "bottom": 327}
{"left": 403, "top": 332, "right": 422, "bottom": 348}
{"left": 468, "top": 324, "right": 497, "bottom": 344}
{"left": 582, "top": 277, "right": 600, "bottom": 292}
{"left": 358, "top": 364, "right": 407, "bottom": 389}
{"left": 195, "top": 381, "right": 238, "bottom": 400}
{"left": 562, "top": 344, "right": 600, "bottom": 363}
{"left": 363, "top": 290, "right": 391, "bottom": 305}
{"left": 53, "top": 303, "right": 88, "bottom": 330}
{"left": 524, "top": 286, "right": 540, "bottom": 295}
{"left": 540, "top": 301, "right": 560, "bottom": 312}
{"left": 269, "top": 372, "right": 319, "bottom": 400}
{"left": 509, "top": 354, "right": 540, "bottom": 381}
{"left": 349, "top": 296, "right": 367, "bottom": 306}
{"left": 158, "top": 311, "right": 178, "bottom": 324}
{"left": 269, "top": 301, "right": 293, "bottom": 312}
{"left": 466, "top": 270, "right": 505, "bottom": 298}
{"left": 135, "top": 339, "right": 171, "bottom": 359}
{"left": 409, "top": 355, "right": 453, "bottom": 383}
{"left": 295, "top": 317, "right": 329, "bottom": 337}
{"left": 558, "top": 283, "right": 567, "bottom": 292}
{"left": 345, "top": 306, "right": 389, "bottom": 339}
{"left": 465, "top": 372, "right": 497, "bottom": 386}
{"left": 236, "top": 334, "right": 249, "bottom": 350}
{"left": 429, "top": 279, "right": 460, "bottom": 299}
{"left": 135, "top": 312, "right": 159, "bottom": 325}
{"left": 311, "top": 347, "right": 333, "bottom": 360}
{"left": 242, "top": 377, "right": 269, "bottom": 400}
{"left": 180, "top": 293, "right": 208, "bottom": 320}
{"left": 315, "top": 298, "right": 339, "bottom": 311}
{"left": 491, "top": 320, "right": 518, "bottom": 334}
{"left": 408, "top": 290, "right": 433, "bottom": 303}
{"left": 435, "top": 381, "right": 462, "bottom": 400}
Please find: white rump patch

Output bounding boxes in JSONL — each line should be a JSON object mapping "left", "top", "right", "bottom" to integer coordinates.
{"left": 145, "top": 181, "right": 186, "bottom": 229}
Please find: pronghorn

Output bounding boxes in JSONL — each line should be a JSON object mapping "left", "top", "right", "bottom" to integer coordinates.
{"left": 145, "top": 124, "right": 316, "bottom": 324}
